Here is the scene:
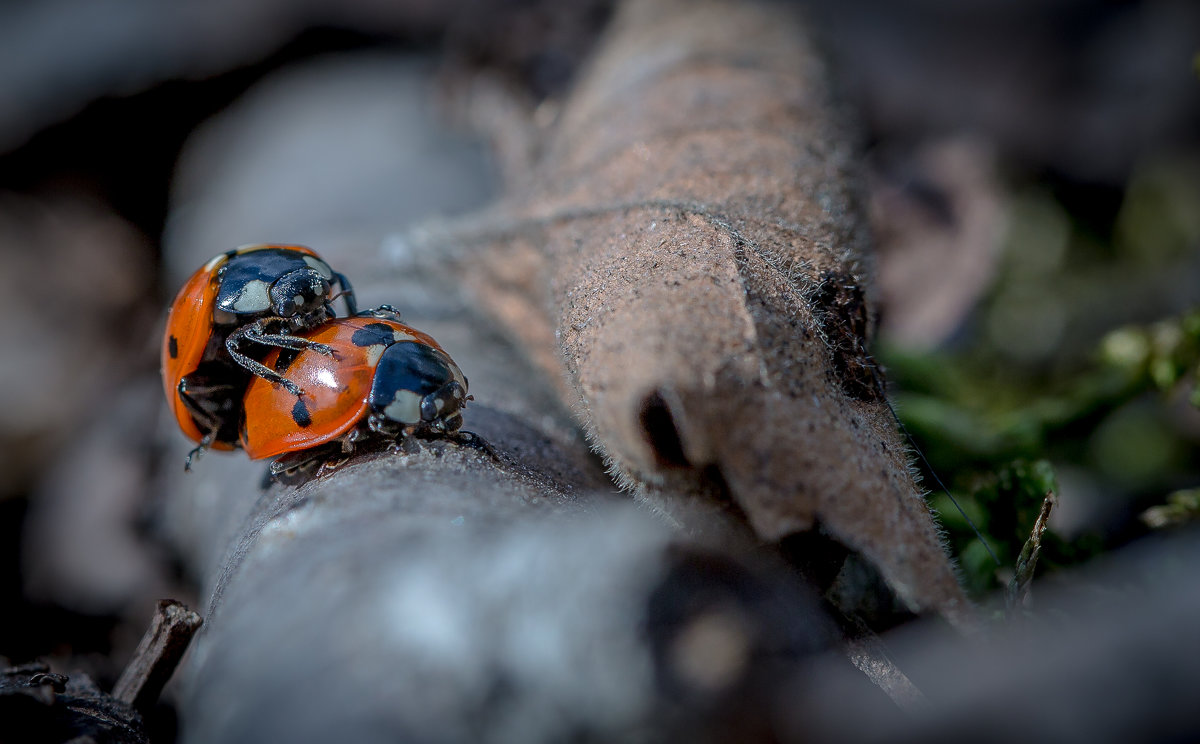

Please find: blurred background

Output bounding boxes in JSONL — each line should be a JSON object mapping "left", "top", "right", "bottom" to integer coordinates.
{"left": 0, "top": 0, "right": 1197, "bottom": 738}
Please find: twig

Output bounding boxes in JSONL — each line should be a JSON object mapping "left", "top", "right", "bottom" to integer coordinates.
{"left": 845, "top": 633, "right": 929, "bottom": 714}
{"left": 112, "top": 599, "right": 203, "bottom": 713}
{"left": 1006, "top": 491, "right": 1056, "bottom": 612}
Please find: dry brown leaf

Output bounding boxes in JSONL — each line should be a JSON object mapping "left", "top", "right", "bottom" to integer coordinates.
{"left": 871, "top": 137, "right": 1006, "bottom": 347}
{"left": 437, "top": 0, "right": 974, "bottom": 629}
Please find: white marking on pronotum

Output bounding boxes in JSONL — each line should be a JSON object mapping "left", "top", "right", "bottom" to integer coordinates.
{"left": 232, "top": 280, "right": 271, "bottom": 312}
{"left": 384, "top": 389, "right": 423, "bottom": 424}
{"left": 302, "top": 255, "right": 334, "bottom": 280}
{"left": 392, "top": 330, "right": 417, "bottom": 343}
{"left": 444, "top": 357, "right": 467, "bottom": 390}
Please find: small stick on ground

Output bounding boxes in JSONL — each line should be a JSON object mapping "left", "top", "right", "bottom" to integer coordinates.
{"left": 845, "top": 633, "right": 929, "bottom": 714}
{"left": 112, "top": 599, "right": 203, "bottom": 713}
{"left": 1007, "top": 491, "right": 1056, "bottom": 613}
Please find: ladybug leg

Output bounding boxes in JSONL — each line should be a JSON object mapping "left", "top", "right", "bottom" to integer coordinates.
{"left": 365, "top": 413, "right": 409, "bottom": 439}
{"left": 343, "top": 428, "right": 370, "bottom": 453}
{"left": 268, "top": 442, "right": 344, "bottom": 484}
{"left": 178, "top": 377, "right": 237, "bottom": 425}
{"left": 227, "top": 321, "right": 335, "bottom": 392}
{"left": 225, "top": 343, "right": 303, "bottom": 396}
{"left": 449, "top": 430, "right": 501, "bottom": 462}
{"left": 357, "top": 305, "right": 402, "bottom": 321}
{"left": 269, "top": 451, "right": 319, "bottom": 483}
{"left": 176, "top": 377, "right": 238, "bottom": 469}
{"left": 184, "top": 436, "right": 211, "bottom": 472}
{"left": 269, "top": 455, "right": 320, "bottom": 485}
{"left": 315, "top": 453, "right": 352, "bottom": 477}
{"left": 236, "top": 326, "right": 336, "bottom": 356}
{"left": 176, "top": 385, "right": 220, "bottom": 434}
{"left": 225, "top": 322, "right": 325, "bottom": 396}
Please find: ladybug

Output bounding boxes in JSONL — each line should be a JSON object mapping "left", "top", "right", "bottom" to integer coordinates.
{"left": 161, "top": 244, "right": 356, "bottom": 466}
{"left": 240, "top": 308, "right": 469, "bottom": 476}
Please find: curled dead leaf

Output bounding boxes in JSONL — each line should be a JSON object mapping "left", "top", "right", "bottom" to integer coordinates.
{"left": 434, "top": 0, "right": 974, "bottom": 629}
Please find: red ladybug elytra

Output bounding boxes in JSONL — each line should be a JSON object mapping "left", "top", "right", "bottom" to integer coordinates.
{"left": 161, "top": 244, "right": 355, "bottom": 467}
{"left": 240, "top": 309, "right": 468, "bottom": 476}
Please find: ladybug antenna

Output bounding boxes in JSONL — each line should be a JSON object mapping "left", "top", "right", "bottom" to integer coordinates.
{"left": 327, "top": 290, "right": 354, "bottom": 316}
{"left": 874, "top": 369, "right": 1001, "bottom": 567}
{"left": 331, "top": 271, "right": 357, "bottom": 315}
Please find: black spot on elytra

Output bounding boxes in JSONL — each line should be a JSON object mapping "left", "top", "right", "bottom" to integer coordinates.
{"left": 351, "top": 322, "right": 396, "bottom": 348}
{"left": 812, "top": 270, "right": 884, "bottom": 402}
{"left": 272, "top": 348, "right": 302, "bottom": 374}
{"left": 168, "top": 335, "right": 179, "bottom": 359}
{"left": 291, "top": 398, "right": 312, "bottom": 428}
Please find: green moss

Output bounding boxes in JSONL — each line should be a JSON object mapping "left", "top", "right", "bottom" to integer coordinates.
{"left": 876, "top": 153, "right": 1200, "bottom": 607}
{"left": 1141, "top": 488, "right": 1200, "bottom": 529}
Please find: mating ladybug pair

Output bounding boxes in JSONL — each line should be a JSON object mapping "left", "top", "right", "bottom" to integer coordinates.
{"left": 161, "top": 244, "right": 469, "bottom": 476}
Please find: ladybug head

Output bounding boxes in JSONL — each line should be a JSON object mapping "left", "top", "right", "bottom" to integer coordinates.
{"left": 270, "top": 268, "right": 333, "bottom": 325}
